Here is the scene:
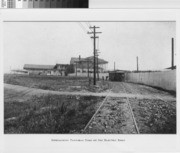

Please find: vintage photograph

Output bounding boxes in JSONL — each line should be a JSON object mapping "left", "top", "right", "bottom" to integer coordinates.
{"left": 3, "top": 21, "right": 176, "bottom": 134}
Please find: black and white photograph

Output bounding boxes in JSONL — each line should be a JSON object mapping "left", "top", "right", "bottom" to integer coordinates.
{"left": 3, "top": 20, "right": 176, "bottom": 134}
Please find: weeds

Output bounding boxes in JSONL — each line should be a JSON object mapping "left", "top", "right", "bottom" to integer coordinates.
{"left": 4, "top": 94, "right": 103, "bottom": 134}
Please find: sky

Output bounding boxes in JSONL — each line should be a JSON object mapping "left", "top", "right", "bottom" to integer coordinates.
{"left": 3, "top": 21, "right": 176, "bottom": 73}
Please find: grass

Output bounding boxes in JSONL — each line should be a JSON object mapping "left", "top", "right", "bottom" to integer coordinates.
{"left": 4, "top": 74, "right": 110, "bottom": 93}
{"left": 4, "top": 94, "right": 104, "bottom": 134}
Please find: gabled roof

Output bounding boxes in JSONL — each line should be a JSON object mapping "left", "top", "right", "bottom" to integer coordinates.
{"left": 70, "top": 56, "right": 108, "bottom": 65}
{"left": 85, "top": 56, "right": 108, "bottom": 64}
{"left": 24, "top": 64, "right": 54, "bottom": 70}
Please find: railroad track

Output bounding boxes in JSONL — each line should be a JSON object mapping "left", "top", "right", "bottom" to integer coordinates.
{"left": 82, "top": 89, "right": 112, "bottom": 133}
{"left": 83, "top": 83, "right": 140, "bottom": 134}
{"left": 121, "top": 82, "right": 140, "bottom": 134}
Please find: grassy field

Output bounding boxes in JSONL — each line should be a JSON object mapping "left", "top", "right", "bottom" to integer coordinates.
{"left": 4, "top": 92, "right": 104, "bottom": 134}
{"left": 4, "top": 74, "right": 110, "bottom": 92}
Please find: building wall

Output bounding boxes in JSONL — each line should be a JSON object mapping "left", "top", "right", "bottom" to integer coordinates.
{"left": 125, "top": 70, "right": 176, "bottom": 91}
{"left": 69, "top": 72, "right": 109, "bottom": 79}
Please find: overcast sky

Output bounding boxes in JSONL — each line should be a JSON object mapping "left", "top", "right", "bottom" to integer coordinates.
{"left": 3, "top": 21, "right": 176, "bottom": 73}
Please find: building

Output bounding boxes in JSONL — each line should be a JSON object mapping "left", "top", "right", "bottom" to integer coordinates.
{"left": 2, "top": 0, "right": 88, "bottom": 8}
{"left": 70, "top": 56, "right": 108, "bottom": 74}
{"left": 24, "top": 64, "right": 55, "bottom": 75}
{"left": 23, "top": 64, "right": 72, "bottom": 76}
{"left": 54, "top": 64, "right": 70, "bottom": 76}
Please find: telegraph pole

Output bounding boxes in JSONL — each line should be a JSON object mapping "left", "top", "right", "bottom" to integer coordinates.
{"left": 87, "top": 60, "right": 89, "bottom": 78}
{"left": 88, "top": 26, "right": 102, "bottom": 85}
{"left": 137, "top": 56, "right": 139, "bottom": 72}
{"left": 114, "top": 62, "right": 115, "bottom": 71}
{"left": 76, "top": 62, "right": 77, "bottom": 77}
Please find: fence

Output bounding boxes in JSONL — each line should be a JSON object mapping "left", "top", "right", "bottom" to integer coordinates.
{"left": 125, "top": 70, "right": 176, "bottom": 91}
{"left": 68, "top": 73, "right": 109, "bottom": 79}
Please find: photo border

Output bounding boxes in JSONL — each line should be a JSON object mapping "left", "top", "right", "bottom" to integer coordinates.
{"left": 0, "top": 9, "right": 180, "bottom": 153}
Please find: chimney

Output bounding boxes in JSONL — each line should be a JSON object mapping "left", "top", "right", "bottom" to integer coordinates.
{"left": 79, "top": 55, "right": 81, "bottom": 61}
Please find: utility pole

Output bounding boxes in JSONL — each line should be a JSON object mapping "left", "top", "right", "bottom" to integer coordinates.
{"left": 137, "top": 56, "right": 139, "bottom": 72}
{"left": 88, "top": 26, "right": 102, "bottom": 85}
{"left": 172, "top": 38, "right": 174, "bottom": 70}
{"left": 76, "top": 62, "right": 77, "bottom": 77}
{"left": 96, "top": 49, "right": 100, "bottom": 81}
{"left": 96, "top": 53, "right": 99, "bottom": 80}
{"left": 87, "top": 59, "right": 89, "bottom": 78}
{"left": 114, "top": 62, "right": 115, "bottom": 71}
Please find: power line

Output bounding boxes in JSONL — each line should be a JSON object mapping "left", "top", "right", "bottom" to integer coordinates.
{"left": 78, "top": 22, "right": 87, "bottom": 34}
{"left": 77, "top": 22, "right": 93, "bottom": 43}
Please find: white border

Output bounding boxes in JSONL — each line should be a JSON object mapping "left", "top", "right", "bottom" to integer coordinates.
{"left": 0, "top": 9, "right": 180, "bottom": 153}
{"left": 89, "top": 0, "right": 180, "bottom": 9}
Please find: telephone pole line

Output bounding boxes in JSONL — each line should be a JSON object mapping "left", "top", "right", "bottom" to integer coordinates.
{"left": 137, "top": 56, "right": 139, "bottom": 72}
{"left": 88, "top": 26, "right": 102, "bottom": 85}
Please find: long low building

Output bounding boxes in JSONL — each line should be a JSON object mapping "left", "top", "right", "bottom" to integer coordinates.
{"left": 23, "top": 64, "right": 71, "bottom": 76}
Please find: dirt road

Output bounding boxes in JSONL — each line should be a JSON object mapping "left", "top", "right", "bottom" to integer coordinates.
{"left": 4, "top": 83, "right": 175, "bottom": 101}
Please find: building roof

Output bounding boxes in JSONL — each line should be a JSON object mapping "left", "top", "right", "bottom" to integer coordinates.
{"left": 70, "top": 56, "right": 108, "bottom": 65}
{"left": 85, "top": 56, "right": 108, "bottom": 64}
{"left": 24, "top": 64, "right": 54, "bottom": 70}
{"left": 54, "top": 64, "right": 69, "bottom": 69}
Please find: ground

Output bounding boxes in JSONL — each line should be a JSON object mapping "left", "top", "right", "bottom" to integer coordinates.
{"left": 4, "top": 74, "right": 176, "bottom": 134}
